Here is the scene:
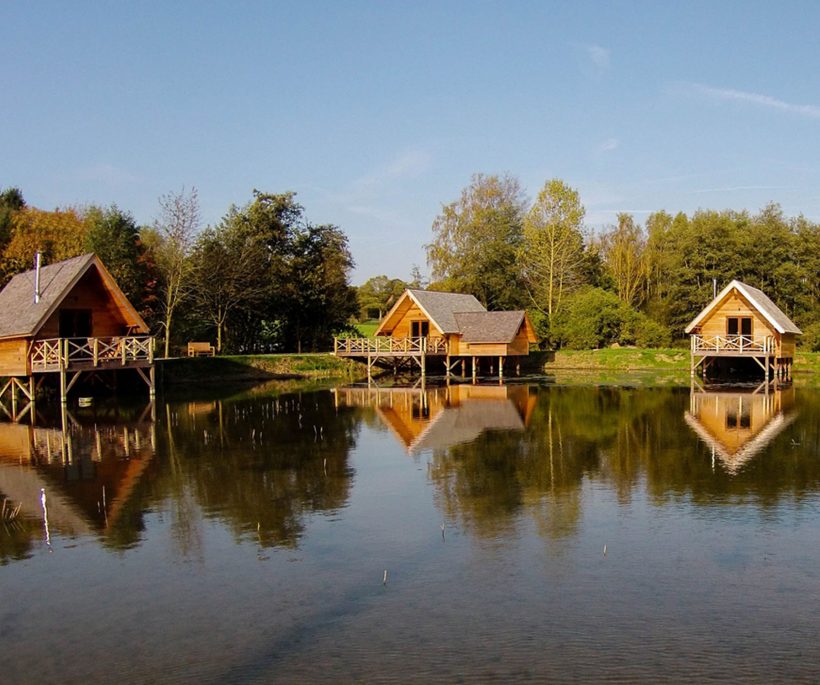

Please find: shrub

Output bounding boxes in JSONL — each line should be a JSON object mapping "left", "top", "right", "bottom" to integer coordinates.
{"left": 800, "top": 321, "right": 820, "bottom": 352}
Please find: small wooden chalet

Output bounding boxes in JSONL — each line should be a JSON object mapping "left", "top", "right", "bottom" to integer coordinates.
{"left": 685, "top": 385, "right": 796, "bottom": 474}
{"left": 685, "top": 280, "right": 801, "bottom": 381}
{"left": 334, "top": 289, "right": 537, "bottom": 379}
{"left": 0, "top": 253, "right": 154, "bottom": 410}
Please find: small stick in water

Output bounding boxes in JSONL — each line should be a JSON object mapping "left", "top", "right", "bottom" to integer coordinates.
{"left": 383, "top": 569, "right": 388, "bottom": 585}
{"left": 603, "top": 544, "right": 607, "bottom": 557}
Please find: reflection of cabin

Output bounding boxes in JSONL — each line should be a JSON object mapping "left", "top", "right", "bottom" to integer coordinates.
{"left": 334, "top": 289, "right": 537, "bottom": 379}
{"left": 333, "top": 384, "right": 536, "bottom": 453}
{"left": 685, "top": 280, "right": 801, "bottom": 380}
{"left": 684, "top": 385, "right": 796, "bottom": 474}
{"left": 0, "top": 416, "right": 156, "bottom": 535}
{"left": 0, "top": 253, "right": 154, "bottom": 408}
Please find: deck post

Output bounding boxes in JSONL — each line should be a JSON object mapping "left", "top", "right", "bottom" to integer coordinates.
{"left": 499, "top": 356, "right": 503, "bottom": 381}
{"left": 461, "top": 359, "right": 465, "bottom": 377}
{"left": 149, "top": 366, "right": 156, "bottom": 399}
{"left": 11, "top": 379, "right": 17, "bottom": 418}
{"left": 446, "top": 354, "right": 450, "bottom": 380}
{"left": 59, "top": 369, "right": 67, "bottom": 404}
{"left": 472, "top": 356, "right": 476, "bottom": 382}
{"left": 29, "top": 376, "right": 35, "bottom": 414}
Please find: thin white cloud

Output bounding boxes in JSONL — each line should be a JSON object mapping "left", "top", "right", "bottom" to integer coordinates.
{"left": 585, "top": 44, "right": 610, "bottom": 70}
{"left": 683, "top": 83, "right": 820, "bottom": 119}
{"left": 598, "top": 137, "right": 620, "bottom": 153}
{"left": 351, "top": 149, "right": 432, "bottom": 194}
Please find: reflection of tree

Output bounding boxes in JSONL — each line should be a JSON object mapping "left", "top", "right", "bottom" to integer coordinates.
{"left": 155, "top": 392, "right": 359, "bottom": 551}
{"left": 427, "top": 385, "right": 820, "bottom": 543}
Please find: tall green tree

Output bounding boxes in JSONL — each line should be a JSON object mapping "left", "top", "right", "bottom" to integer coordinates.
{"left": 519, "top": 179, "right": 586, "bottom": 331}
{"left": 600, "top": 212, "right": 647, "bottom": 307}
{"left": 190, "top": 217, "right": 270, "bottom": 353}
{"left": 84, "top": 205, "right": 146, "bottom": 306}
{"left": 426, "top": 173, "right": 527, "bottom": 309}
{"left": 282, "top": 223, "right": 357, "bottom": 353}
{"left": 357, "top": 275, "right": 407, "bottom": 319}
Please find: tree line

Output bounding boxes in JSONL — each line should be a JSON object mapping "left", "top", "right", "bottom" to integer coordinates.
{"left": 0, "top": 187, "right": 357, "bottom": 354}
{"left": 399, "top": 174, "right": 818, "bottom": 350}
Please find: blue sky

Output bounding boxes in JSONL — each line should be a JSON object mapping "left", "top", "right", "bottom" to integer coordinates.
{"left": 3, "top": 1, "right": 820, "bottom": 283}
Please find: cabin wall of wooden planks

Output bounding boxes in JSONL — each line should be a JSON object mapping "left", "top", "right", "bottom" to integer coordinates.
{"left": 36, "top": 269, "right": 131, "bottom": 339}
{"left": 452, "top": 326, "right": 530, "bottom": 357}
{"left": 388, "top": 302, "right": 444, "bottom": 339}
{"left": 0, "top": 338, "right": 30, "bottom": 376}
{"left": 695, "top": 288, "right": 790, "bottom": 355}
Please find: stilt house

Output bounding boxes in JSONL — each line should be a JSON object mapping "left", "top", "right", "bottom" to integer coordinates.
{"left": 335, "top": 289, "right": 537, "bottom": 379}
{"left": 0, "top": 253, "right": 154, "bottom": 407}
{"left": 685, "top": 280, "right": 801, "bottom": 380}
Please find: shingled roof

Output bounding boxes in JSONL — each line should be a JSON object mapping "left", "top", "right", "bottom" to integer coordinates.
{"left": 377, "top": 289, "right": 486, "bottom": 336}
{"left": 454, "top": 311, "right": 527, "bottom": 343}
{"left": 685, "top": 280, "right": 802, "bottom": 335}
{"left": 0, "top": 253, "right": 147, "bottom": 340}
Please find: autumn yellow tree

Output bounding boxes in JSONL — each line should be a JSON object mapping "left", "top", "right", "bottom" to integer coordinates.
{"left": 601, "top": 213, "right": 647, "bottom": 308}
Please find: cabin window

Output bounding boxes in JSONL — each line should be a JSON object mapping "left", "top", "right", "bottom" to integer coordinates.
{"left": 59, "top": 309, "right": 92, "bottom": 338}
{"left": 727, "top": 317, "right": 752, "bottom": 337}
{"left": 410, "top": 321, "right": 429, "bottom": 338}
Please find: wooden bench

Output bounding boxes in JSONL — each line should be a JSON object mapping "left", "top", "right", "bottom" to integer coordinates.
{"left": 187, "top": 341, "right": 215, "bottom": 357}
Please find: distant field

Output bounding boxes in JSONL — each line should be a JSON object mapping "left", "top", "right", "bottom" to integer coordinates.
{"left": 355, "top": 320, "right": 380, "bottom": 338}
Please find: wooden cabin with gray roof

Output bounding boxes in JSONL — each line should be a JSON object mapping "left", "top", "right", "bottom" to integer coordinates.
{"left": 686, "top": 279, "right": 801, "bottom": 381}
{"left": 334, "top": 288, "right": 537, "bottom": 379}
{"left": 0, "top": 253, "right": 154, "bottom": 410}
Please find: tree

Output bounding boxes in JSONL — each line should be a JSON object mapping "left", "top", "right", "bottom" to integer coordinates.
{"left": 357, "top": 275, "right": 407, "bottom": 319}
{"left": 150, "top": 187, "right": 200, "bottom": 357}
{"left": 84, "top": 205, "right": 146, "bottom": 306}
{"left": 601, "top": 212, "right": 647, "bottom": 307}
{"left": 2, "top": 205, "right": 87, "bottom": 282}
{"left": 282, "top": 223, "right": 358, "bottom": 353}
{"left": 190, "top": 216, "right": 269, "bottom": 353}
{"left": 426, "top": 174, "right": 527, "bottom": 309}
{"left": 519, "top": 179, "right": 586, "bottom": 332}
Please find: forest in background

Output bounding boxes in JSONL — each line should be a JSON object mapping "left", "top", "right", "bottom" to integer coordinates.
{"left": 0, "top": 187, "right": 357, "bottom": 355}
{"left": 360, "top": 175, "right": 820, "bottom": 351}
{"left": 3, "top": 175, "right": 819, "bottom": 355}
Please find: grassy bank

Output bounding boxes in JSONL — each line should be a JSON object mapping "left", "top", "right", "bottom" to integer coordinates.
{"left": 160, "top": 353, "right": 367, "bottom": 385}
{"left": 547, "top": 348, "right": 690, "bottom": 371}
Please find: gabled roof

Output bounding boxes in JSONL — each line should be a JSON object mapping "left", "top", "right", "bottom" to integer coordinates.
{"left": 0, "top": 253, "right": 148, "bottom": 340}
{"left": 454, "top": 311, "right": 533, "bottom": 343}
{"left": 376, "top": 288, "right": 485, "bottom": 336}
{"left": 684, "top": 280, "right": 802, "bottom": 335}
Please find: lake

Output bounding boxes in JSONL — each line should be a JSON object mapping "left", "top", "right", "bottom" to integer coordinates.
{"left": 1, "top": 379, "right": 819, "bottom": 683}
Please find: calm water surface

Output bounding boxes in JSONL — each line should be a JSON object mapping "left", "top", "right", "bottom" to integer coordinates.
{"left": 1, "top": 380, "right": 819, "bottom": 683}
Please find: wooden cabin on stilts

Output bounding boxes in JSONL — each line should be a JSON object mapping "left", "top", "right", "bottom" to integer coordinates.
{"left": 0, "top": 253, "right": 155, "bottom": 418}
{"left": 685, "top": 280, "right": 802, "bottom": 382}
{"left": 334, "top": 289, "right": 537, "bottom": 382}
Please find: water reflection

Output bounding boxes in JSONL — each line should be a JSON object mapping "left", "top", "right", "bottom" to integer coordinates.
{"left": 685, "top": 383, "right": 797, "bottom": 473}
{"left": 332, "top": 384, "right": 536, "bottom": 453}
{"left": 0, "top": 403, "right": 157, "bottom": 563}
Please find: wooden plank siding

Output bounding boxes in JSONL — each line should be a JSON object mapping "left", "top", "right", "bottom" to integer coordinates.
{"left": 694, "top": 290, "right": 784, "bottom": 356}
{"left": 0, "top": 339, "right": 30, "bottom": 377}
{"left": 36, "top": 269, "right": 134, "bottom": 339}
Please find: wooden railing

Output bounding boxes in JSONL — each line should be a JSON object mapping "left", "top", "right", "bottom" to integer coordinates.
{"left": 30, "top": 336, "right": 154, "bottom": 372}
{"left": 334, "top": 336, "right": 448, "bottom": 356}
{"left": 691, "top": 334, "right": 774, "bottom": 354}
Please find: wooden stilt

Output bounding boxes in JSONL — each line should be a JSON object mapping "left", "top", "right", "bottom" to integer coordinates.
{"left": 499, "top": 356, "right": 503, "bottom": 382}
{"left": 60, "top": 369, "right": 67, "bottom": 404}
{"left": 472, "top": 356, "right": 477, "bottom": 382}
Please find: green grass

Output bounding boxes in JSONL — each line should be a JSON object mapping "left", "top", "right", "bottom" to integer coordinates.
{"left": 354, "top": 320, "right": 380, "bottom": 338}
{"left": 549, "top": 348, "right": 690, "bottom": 371}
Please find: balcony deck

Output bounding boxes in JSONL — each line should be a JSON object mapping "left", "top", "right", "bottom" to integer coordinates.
{"left": 30, "top": 336, "right": 155, "bottom": 373}
{"left": 691, "top": 334, "right": 775, "bottom": 357}
{"left": 333, "top": 336, "right": 448, "bottom": 358}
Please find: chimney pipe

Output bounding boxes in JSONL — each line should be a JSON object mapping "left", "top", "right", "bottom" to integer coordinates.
{"left": 34, "top": 252, "right": 41, "bottom": 304}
